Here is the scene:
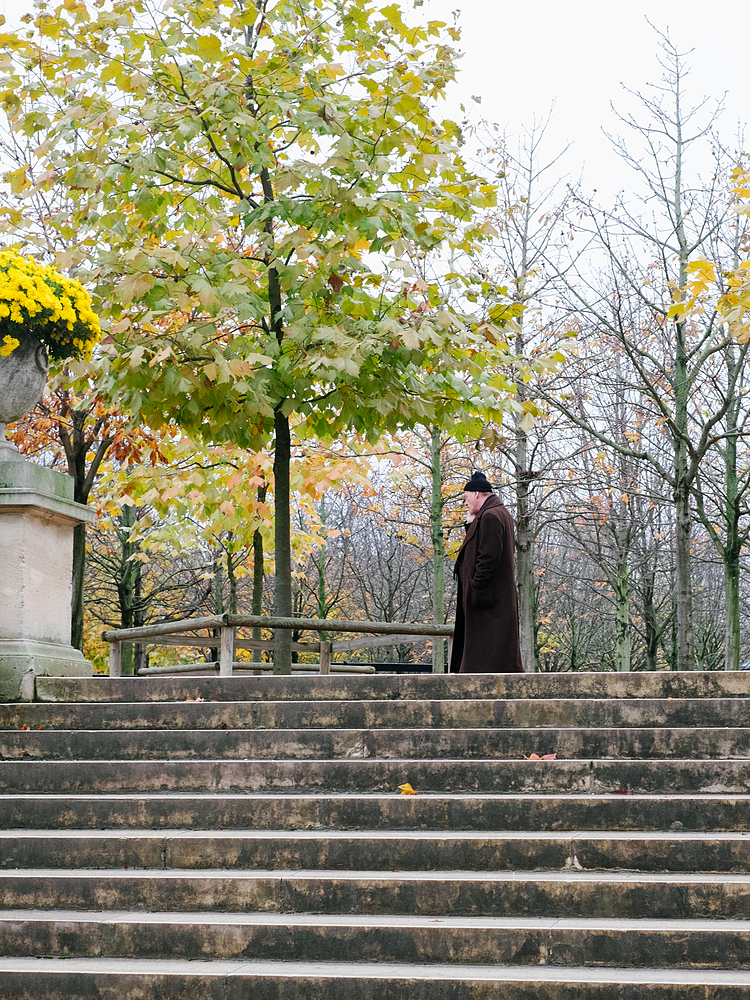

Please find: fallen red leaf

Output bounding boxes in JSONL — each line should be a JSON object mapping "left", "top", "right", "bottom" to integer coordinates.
{"left": 614, "top": 787, "right": 632, "bottom": 795}
{"left": 524, "top": 752, "right": 557, "bottom": 760}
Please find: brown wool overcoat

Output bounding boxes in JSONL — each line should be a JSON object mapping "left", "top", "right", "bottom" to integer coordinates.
{"left": 449, "top": 494, "right": 524, "bottom": 674}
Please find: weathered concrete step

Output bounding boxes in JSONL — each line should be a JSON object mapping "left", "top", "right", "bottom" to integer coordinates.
{"left": 1, "top": 869, "right": 747, "bottom": 918}
{"left": 6, "top": 698, "right": 750, "bottom": 732}
{"left": 2, "top": 958, "right": 750, "bottom": 1000}
{"left": 3, "top": 758, "right": 750, "bottom": 795}
{"left": 35, "top": 671, "right": 750, "bottom": 704}
{"left": 3, "top": 909, "right": 750, "bottom": 967}
{"left": 5, "top": 829, "right": 750, "bottom": 873}
{"left": 2, "top": 793, "right": 748, "bottom": 832}
{"left": 6, "top": 727, "right": 750, "bottom": 761}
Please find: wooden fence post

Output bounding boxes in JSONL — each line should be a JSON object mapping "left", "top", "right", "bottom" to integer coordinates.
{"left": 432, "top": 637, "right": 445, "bottom": 673}
{"left": 109, "top": 642, "right": 122, "bottom": 678}
{"left": 220, "top": 626, "right": 235, "bottom": 677}
{"left": 319, "top": 640, "right": 332, "bottom": 675}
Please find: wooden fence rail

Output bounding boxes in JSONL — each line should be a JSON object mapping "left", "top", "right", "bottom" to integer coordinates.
{"left": 102, "top": 614, "right": 455, "bottom": 678}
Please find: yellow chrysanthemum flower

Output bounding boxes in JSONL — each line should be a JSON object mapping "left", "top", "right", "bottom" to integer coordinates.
{"left": 0, "top": 251, "right": 100, "bottom": 362}
{"left": 0, "top": 334, "right": 19, "bottom": 357}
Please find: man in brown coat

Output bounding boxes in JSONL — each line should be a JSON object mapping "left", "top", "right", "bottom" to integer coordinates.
{"left": 449, "top": 471, "right": 524, "bottom": 673}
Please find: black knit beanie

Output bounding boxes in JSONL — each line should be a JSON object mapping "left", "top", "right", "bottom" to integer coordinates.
{"left": 463, "top": 471, "right": 493, "bottom": 492}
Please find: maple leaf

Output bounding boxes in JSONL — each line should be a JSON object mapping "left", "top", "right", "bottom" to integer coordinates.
{"left": 398, "top": 782, "right": 417, "bottom": 795}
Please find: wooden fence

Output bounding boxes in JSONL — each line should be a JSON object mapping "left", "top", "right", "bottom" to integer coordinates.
{"left": 102, "top": 614, "right": 455, "bottom": 676}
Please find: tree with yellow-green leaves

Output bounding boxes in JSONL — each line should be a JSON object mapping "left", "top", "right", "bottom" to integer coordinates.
{"left": 2, "top": 0, "right": 524, "bottom": 672}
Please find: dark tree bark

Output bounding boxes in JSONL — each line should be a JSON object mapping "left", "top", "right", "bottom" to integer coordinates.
{"left": 273, "top": 405, "right": 292, "bottom": 674}
{"left": 58, "top": 402, "right": 114, "bottom": 651}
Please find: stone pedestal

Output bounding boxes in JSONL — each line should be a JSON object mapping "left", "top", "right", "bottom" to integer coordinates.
{"left": 0, "top": 458, "right": 94, "bottom": 701}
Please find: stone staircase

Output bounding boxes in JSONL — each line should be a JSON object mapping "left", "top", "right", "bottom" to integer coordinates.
{"left": 0, "top": 671, "right": 750, "bottom": 997}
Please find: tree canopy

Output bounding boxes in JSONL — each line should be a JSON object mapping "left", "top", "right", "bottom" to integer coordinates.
{"left": 2, "top": 0, "right": 528, "bottom": 669}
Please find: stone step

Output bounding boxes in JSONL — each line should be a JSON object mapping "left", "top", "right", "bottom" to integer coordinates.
{"left": 2, "top": 957, "right": 750, "bottom": 1000}
{"left": 2, "top": 793, "right": 747, "bottom": 832}
{"left": 6, "top": 726, "right": 750, "bottom": 761}
{"left": 2, "top": 757, "right": 750, "bottom": 795}
{"left": 1, "top": 909, "right": 749, "bottom": 968}
{"left": 5, "top": 697, "right": 750, "bottom": 731}
{"left": 0, "top": 868, "right": 747, "bottom": 918}
{"left": 3, "top": 829, "right": 750, "bottom": 873}
{"left": 35, "top": 671, "right": 750, "bottom": 704}
{"left": 7, "top": 676, "right": 750, "bottom": 990}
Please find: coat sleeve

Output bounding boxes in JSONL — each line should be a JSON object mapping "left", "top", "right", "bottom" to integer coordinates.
{"left": 467, "top": 511, "right": 504, "bottom": 608}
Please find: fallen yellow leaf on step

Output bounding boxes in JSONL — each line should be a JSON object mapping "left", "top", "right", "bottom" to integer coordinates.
{"left": 398, "top": 783, "right": 417, "bottom": 795}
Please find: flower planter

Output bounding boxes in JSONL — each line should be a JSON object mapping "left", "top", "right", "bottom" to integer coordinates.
{"left": 0, "top": 331, "right": 48, "bottom": 426}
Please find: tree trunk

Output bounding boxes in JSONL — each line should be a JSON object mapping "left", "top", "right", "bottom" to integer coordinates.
{"left": 226, "top": 538, "right": 239, "bottom": 615}
{"left": 57, "top": 401, "right": 115, "bottom": 654}
{"left": 724, "top": 438, "right": 742, "bottom": 670}
{"left": 513, "top": 191, "right": 536, "bottom": 672}
{"left": 252, "top": 483, "right": 267, "bottom": 667}
{"left": 117, "top": 504, "right": 137, "bottom": 676}
{"left": 318, "top": 544, "right": 326, "bottom": 620}
{"left": 66, "top": 408, "right": 90, "bottom": 652}
{"left": 261, "top": 157, "right": 292, "bottom": 675}
{"left": 671, "top": 88, "right": 695, "bottom": 671}
{"left": 673, "top": 470, "right": 694, "bottom": 669}
{"left": 273, "top": 405, "right": 293, "bottom": 674}
{"left": 430, "top": 427, "right": 445, "bottom": 673}
{"left": 724, "top": 356, "right": 741, "bottom": 671}
{"left": 725, "top": 547, "right": 740, "bottom": 671}
{"left": 133, "top": 557, "right": 145, "bottom": 673}
{"left": 642, "top": 567, "right": 659, "bottom": 671}
{"left": 614, "top": 558, "right": 631, "bottom": 672}
{"left": 210, "top": 553, "right": 224, "bottom": 664}
{"left": 672, "top": 307, "right": 694, "bottom": 670}
{"left": 515, "top": 425, "right": 536, "bottom": 673}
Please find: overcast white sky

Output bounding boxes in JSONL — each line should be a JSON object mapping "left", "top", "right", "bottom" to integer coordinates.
{"left": 425, "top": 0, "right": 747, "bottom": 202}
{"left": 1, "top": 0, "right": 746, "bottom": 203}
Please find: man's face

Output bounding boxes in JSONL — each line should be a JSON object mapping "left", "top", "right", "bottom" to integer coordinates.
{"left": 464, "top": 490, "right": 488, "bottom": 516}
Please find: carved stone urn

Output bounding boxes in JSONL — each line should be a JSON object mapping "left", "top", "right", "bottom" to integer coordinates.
{"left": 0, "top": 332, "right": 48, "bottom": 460}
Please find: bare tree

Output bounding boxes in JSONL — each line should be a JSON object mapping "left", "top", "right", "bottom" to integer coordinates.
{"left": 547, "top": 30, "right": 740, "bottom": 669}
